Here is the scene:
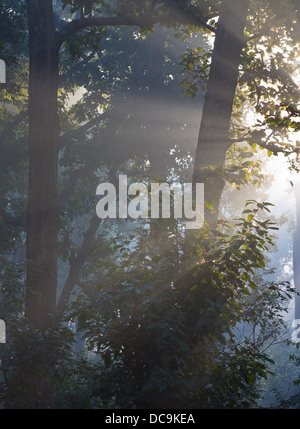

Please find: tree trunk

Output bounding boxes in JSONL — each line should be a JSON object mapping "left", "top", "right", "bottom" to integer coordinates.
{"left": 26, "top": 0, "right": 59, "bottom": 328}
{"left": 193, "top": 0, "right": 250, "bottom": 227}
{"left": 19, "top": 0, "right": 59, "bottom": 408}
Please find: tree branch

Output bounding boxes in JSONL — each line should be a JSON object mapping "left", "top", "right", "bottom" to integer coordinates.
{"left": 256, "top": 141, "right": 300, "bottom": 154}
{"left": 244, "top": 28, "right": 271, "bottom": 43}
{"left": 148, "top": 0, "right": 158, "bottom": 15}
{"left": 56, "top": 214, "right": 102, "bottom": 314}
{"left": 1, "top": 359, "right": 10, "bottom": 390}
{"left": 229, "top": 136, "right": 300, "bottom": 154}
{"left": 162, "top": 4, "right": 217, "bottom": 33}
{"left": 58, "top": 165, "right": 93, "bottom": 207}
{"left": 59, "top": 51, "right": 96, "bottom": 86}
{"left": 56, "top": 15, "right": 157, "bottom": 48}
{"left": 59, "top": 113, "right": 108, "bottom": 147}
{"left": 56, "top": 2, "right": 217, "bottom": 49}
{"left": 0, "top": 110, "right": 28, "bottom": 146}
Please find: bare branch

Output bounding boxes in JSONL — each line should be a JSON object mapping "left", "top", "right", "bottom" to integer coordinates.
{"left": 164, "top": 4, "right": 217, "bottom": 33}
{"left": 56, "top": 15, "right": 157, "bottom": 48}
{"left": 58, "top": 165, "right": 93, "bottom": 207}
{"left": 0, "top": 110, "right": 28, "bottom": 145}
{"left": 59, "top": 113, "right": 108, "bottom": 147}
{"left": 244, "top": 28, "right": 271, "bottom": 43}
{"left": 148, "top": 0, "right": 158, "bottom": 14}
{"left": 56, "top": 214, "right": 102, "bottom": 314}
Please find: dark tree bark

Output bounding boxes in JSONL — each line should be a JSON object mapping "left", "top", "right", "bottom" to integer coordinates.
{"left": 193, "top": 0, "right": 251, "bottom": 227}
{"left": 14, "top": 1, "right": 61, "bottom": 409}
{"left": 25, "top": 0, "right": 60, "bottom": 328}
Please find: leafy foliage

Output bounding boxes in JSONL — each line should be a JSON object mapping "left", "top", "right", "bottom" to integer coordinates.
{"left": 62, "top": 202, "right": 294, "bottom": 408}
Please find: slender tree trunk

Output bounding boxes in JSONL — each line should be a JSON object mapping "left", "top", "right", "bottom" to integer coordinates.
{"left": 26, "top": 0, "right": 59, "bottom": 328}
{"left": 193, "top": 0, "right": 250, "bottom": 227}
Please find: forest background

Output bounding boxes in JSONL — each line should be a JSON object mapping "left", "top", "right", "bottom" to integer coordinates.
{"left": 1, "top": 0, "right": 300, "bottom": 409}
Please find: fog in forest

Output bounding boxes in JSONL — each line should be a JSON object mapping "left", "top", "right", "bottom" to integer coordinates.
{"left": 1, "top": 0, "right": 300, "bottom": 410}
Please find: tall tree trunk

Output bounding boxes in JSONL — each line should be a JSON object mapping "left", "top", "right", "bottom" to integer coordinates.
{"left": 19, "top": 0, "right": 59, "bottom": 409}
{"left": 26, "top": 0, "right": 59, "bottom": 328}
{"left": 193, "top": 0, "right": 250, "bottom": 228}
